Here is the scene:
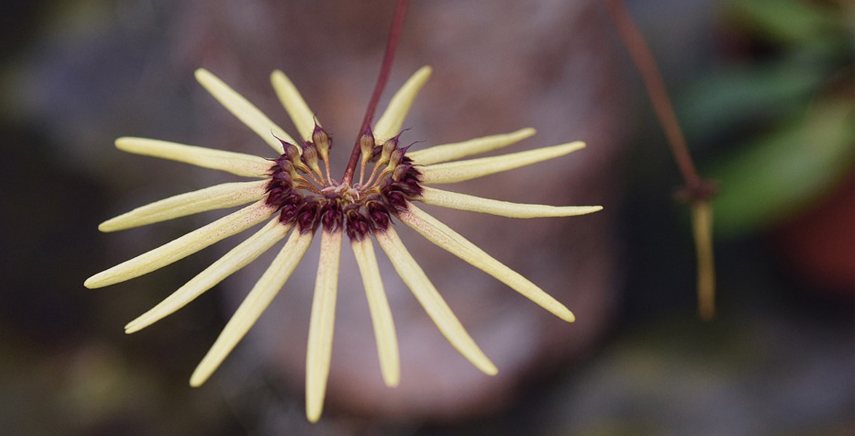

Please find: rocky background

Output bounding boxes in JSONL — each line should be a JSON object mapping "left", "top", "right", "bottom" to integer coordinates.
{"left": 0, "top": 0, "right": 851, "bottom": 435}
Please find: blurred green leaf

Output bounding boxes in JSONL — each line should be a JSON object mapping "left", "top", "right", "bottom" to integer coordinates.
{"left": 728, "top": 0, "right": 842, "bottom": 44}
{"left": 680, "top": 65, "right": 825, "bottom": 141}
{"left": 709, "top": 99, "right": 854, "bottom": 237}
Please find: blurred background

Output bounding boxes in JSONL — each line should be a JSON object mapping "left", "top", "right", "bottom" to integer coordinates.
{"left": 0, "top": 0, "right": 852, "bottom": 435}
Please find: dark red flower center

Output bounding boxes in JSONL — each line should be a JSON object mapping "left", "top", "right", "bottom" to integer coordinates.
{"left": 264, "top": 126, "right": 422, "bottom": 239}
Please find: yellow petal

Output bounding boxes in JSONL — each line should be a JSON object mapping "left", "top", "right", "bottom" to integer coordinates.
{"left": 418, "top": 141, "right": 586, "bottom": 184}
{"left": 351, "top": 238, "right": 399, "bottom": 387}
{"left": 417, "top": 186, "right": 602, "bottom": 219}
{"left": 84, "top": 201, "right": 275, "bottom": 289}
{"left": 124, "top": 219, "right": 292, "bottom": 334}
{"left": 271, "top": 70, "right": 317, "bottom": 141}
{"left": 408, "top": 128, "right": 536, "bottom": 165}
{"left": 115, "top": 137, "right": 272, "bottom": 178}
{"left": 399, "top": 204, "right": 575, "bottom": 322}
{"left": 100, "top": 180, "right": 270, "bottom": 232}
{"left": 195, "top": 68, "right": 295, "bottom": 153}
{"left": 373, "top": 66, "right": 432, "bottom": 142}
{"left": 375, "top": 227, "right": 497, "bottom": 375}
{"left": 306, "top": 231, "right": 343, "bottom": 423}
{"left": 190, "top": 230, "right": 313, "bottom": 387}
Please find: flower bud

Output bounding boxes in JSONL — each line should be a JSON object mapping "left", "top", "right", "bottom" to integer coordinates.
{"left": 388, "top": 147, "right": 406, "bottom": 169}
{"left": 312, "top": 124, "right": 331, "bottom": 162}
{"left": 378, "top": 136, "right": 398, "bottom": 165}
{"left": 359, "top": 128, "right": 375, "bottom": 161}
{"left": 301, "top": 142, "right": 323, "bottom": 177}
{"left": 283, "top": 142, "right": 301, "bottom": 161}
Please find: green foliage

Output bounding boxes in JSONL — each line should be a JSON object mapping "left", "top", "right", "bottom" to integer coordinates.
{"left": 684, "top": 0, "right": 854, "bottom": 237}
{"left": 709, "top": 100, "right": 853, "bottom": 236}
{"left": 681, "top": 66, "right": 826, "bottom": 140}
{"left": 727, "top": 0, "right": 845, "bottom": 44}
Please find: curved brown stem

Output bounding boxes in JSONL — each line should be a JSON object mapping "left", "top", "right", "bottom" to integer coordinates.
{"left": 604, "top": 0, "right": 718, "bottom": 319}
{"left": 603, "top": 0, "right": 716, "bottom": 200}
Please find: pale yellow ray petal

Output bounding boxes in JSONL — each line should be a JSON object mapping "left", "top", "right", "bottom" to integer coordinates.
{"left": 271, "top": 70, "right": 317, "bottom": 141}
{"left": 373, "top": 66, "right": 432, "bottom": 142}
{"left": 195, "top": 68, "right": 294, "bottom": 153}
{"left": 375, "top": 227, "right": 497, "bottom": 375}
{"left": 116, "top": 137, "right": 272, "bottom": 177}
{"left": 100, "top": 180, "right": 270, "bottom": 232}
{"left": 418, "top": 141, "right": 586, "bottom": 184}
{"left": 351, "top": 238, "right": 399, "bottom": 388}
{"left": 399, "top": 204, "right": 575, "bottom": 322}
{"left": 408, "top": 128, "right": 536, "bottom": 165}
{"left": 125, "top": 219, "right": 292, "bottom": 334}
{"left": 417, "top": 186, "right": 602, "bottom": 219}
{"left": 84, "top": 201, "right": 275, "bottom": 289}
{"left": 190, "top": 230, "right": 313, "bottom": 387}
{"left": 306, "top": 231, "right": 343, "bottom": 423}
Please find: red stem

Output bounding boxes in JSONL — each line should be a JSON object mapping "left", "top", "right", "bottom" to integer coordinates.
{"left": 604, "top": 0, "right": 713, "bottom": 199}
{"left": 604, "top": 0, "right": 718, "bottom": 320}
{"left": 341, "top": 0, "right": 409, "bottom": 186}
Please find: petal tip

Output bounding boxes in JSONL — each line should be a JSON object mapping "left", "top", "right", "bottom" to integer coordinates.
{"left": 519, "top": 127, "right": 536, "bottom": 137}
{"left": 194, "top": 68, "right": 211, "bottom": 81}
{"left": 417, "top": 65, "right": 433, "bottom": 77}
{"left": 306, "top": 401, "right": 323, "bottom": 423}
{"left": 83, "top": 275, "right": 103, "bottom": 289}
{"left": 97, "top": 220, "right": 118, "bottom": 233}
{"left": 189, "top": 371, "right": 207, "bottom": 388}
{"left": 270, "top": 69, "right": 290, "bottom": 87}
{"left": 382, "top": 368, "right": 401, "bottom": 387}
{"left": 124, "top": 320, "right": 143, "bottom": 334}
{"left": 484, "top": 363, "right": 499, "bottom": 376}
{"left": 549, "top": 301, "right": 576, "bottom": 322}
{"left": 114, "top": 137, "right": 132, "bottom": 150}
{"left": 562, "top": 310, "right": 576, "bottom": 323}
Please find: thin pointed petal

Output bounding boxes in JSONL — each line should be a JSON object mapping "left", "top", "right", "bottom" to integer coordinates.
{"left": 271, "top": 70, "right": 317, "bottom": 141}
{"left": 100, "top": 180, "right": 270, "bottom": 232}
{"left": 375, "top": 227, "right": 497, "bottom": 375}
{"left": 125, "top": 220, "right": 292, "bottom": 334}
{"left": 408, "top": 128, "right": 536, "bottom": 165}
{"left": 306, "top": 231, "right": 343, "bottom": 422}
{"left": 373, "top": 66, "right": 432, "bottom": 142}
{"left": 84, "top": 201, "right": 275, "bottom": 289}
{"left": 190, "top": 230, "right": 313, "bottom": 387}
{"left": 195, "top": 68, "right": 295, "bottom": 153}
{"left": 417, "top": 186, "right": 602, "bottom": 219}
{"left": 351, "top": 238, "right": 399, "bottom": 388}
{"left": 419, "top": 141, "right": 586, "bottom": 184}
{"left": 115, "top": 137, "right": 272, "bottom": 177}
{"left": 399, "top": 204, "right": 575, "bottom": 322}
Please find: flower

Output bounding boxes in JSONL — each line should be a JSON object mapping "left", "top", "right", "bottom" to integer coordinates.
{"left": 85, "top": 66, "right": 602, "bottom": 422}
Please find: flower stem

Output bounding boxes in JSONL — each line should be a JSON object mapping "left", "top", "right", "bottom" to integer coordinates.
{"left": 604, "top": 0, "right": 718, "bottom": 319}
{"left": 691, "top": 201, "right": 716, "bottom": 320}
{"left": 341, "top": 0, "right": 409, "bottom": 186}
